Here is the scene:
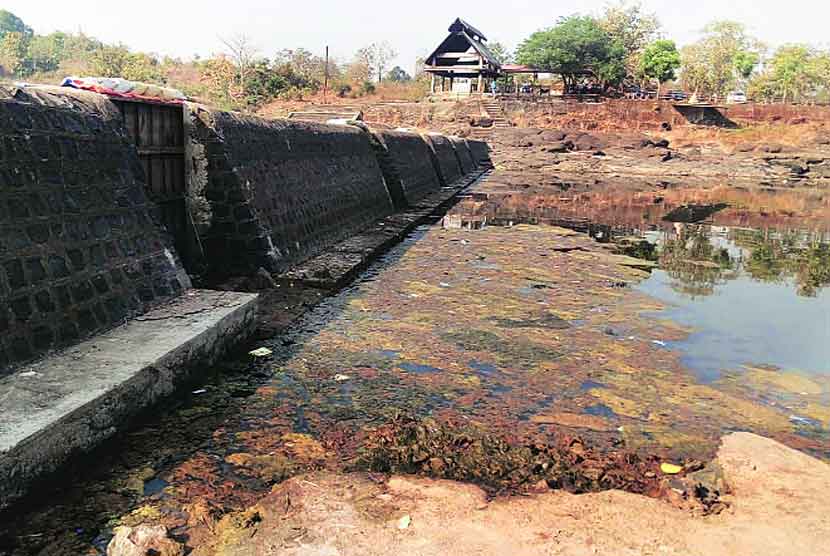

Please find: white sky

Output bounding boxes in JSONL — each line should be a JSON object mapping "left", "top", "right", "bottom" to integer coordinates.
{"left": 5, "top": 0, "right": 830, "bottom": 74}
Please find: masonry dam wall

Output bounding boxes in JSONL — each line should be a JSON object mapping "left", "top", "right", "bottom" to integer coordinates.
{"left": 0, "top": 87, "right": 191, "bottom": 374}
{"left": 1, "top": 89, "right": 492, "bottom": 373}
{"left": 191, "top": 111, "right": 492, "bottom": 275}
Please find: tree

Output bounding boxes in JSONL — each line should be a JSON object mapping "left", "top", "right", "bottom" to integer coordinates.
{"left": 199, "top": 55, "right": 239, "bottom": 108}
{"left": 0, "top": 10, "right": 32, "bottom": 40}
{"left": 680, "top": 21, "right": 763, "bottom": 98}
{"left": 27, "top": 32, "right": 69, "bottom": 74}
{"left": 515, "top": 15, "right": 627, "bottom": 90}
{"left": 370, "top": 42, "right": 397, "bottom": 82}
{"left": 219, "top": 34, "right": 260, "bottom": 102}
{"left": 598, "top": 0, "right": 660, "bottom": 78}
{"left": 733, "top": 50, "right": 760, "bottom": 81}
{"left": 347, "top": 46, "right": 372, "bottom": 84}
{"left": 274, "top": 48, "right": 335, "bottom": 86}
{"left": 748, "top": 44, "right": 827, "bottom": 103}
{"left": 351, "top": 42, "right": 398, "bottom": 83}
{"left": 0, "top": 31, "right": 29, "bottom": 75}
{"left": 639, "top": 39, "right": 680, "bottom": 96}
{"left": 385, "top": 66, "right": 411, "bottom": 82}
{"left": 487, "top": 41, "right": 513, "bottom": 65}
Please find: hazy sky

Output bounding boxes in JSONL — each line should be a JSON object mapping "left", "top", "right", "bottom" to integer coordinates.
{"left": 5, "top": 1, "right": 829, "bottom": 73}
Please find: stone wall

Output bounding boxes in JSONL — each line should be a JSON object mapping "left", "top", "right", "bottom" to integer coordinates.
{"left": 449, "top": 137, "right": 477, "bottom": 174}
{"left": 0, "top": 87, "right": 190, "bottom": 375}
{"left": 467, "top": 140, "right": 493, "bottom": 167}
{"left": 372, "top": 130, "right": 443, "bottom": 207}
{"left": 423, "top": 133, "right": 463, "bottom": 187}
{"left": 194, "top": 111, "right": 395, "bottom": 274}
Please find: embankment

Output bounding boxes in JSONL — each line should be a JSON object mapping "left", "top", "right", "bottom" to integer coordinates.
{"left": 0, "top": 86, "right": 191, "bottom": 373}
{"left": 192, "top": 112, "right": 395, "bottom": 274}
{"left": 449, "top": 137, "right": 477, "bottom": 174}
{"left": 423, "top": 133, "right": 463, "bottom": 186}
{"left": 372, "top": 130, "right": 443, "bottom": 207}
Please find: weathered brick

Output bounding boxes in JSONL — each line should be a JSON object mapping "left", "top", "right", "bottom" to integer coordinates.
{"left": 193, "top": 112, "right": 394, "bottom": 274}
{"left": 0, "top": 86, "right": 191, "bottom": 374}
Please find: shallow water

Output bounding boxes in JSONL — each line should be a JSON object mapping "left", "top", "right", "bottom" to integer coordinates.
{"left": 639, "top": 269, "right": 830, "bottom": 382}
{"left": 3, "top": 184, "right": 830, "bottom": 555}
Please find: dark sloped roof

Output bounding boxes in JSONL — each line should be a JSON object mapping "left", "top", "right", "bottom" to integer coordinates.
{"left": 464, "top": 32, "right": 500, "bottom": 68}
{"left": 449, "top": 18, "right": 487, "bottom": 42}
{"left": 425, "top": 19, "right": 501, "bottom": 71}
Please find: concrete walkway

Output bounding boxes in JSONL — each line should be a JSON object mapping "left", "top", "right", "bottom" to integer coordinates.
{"left": 0, "top": 290, "right": 258, "bottom": 508}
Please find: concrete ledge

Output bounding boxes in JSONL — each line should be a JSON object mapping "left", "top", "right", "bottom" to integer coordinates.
{"left": 282, "top": 169, "right": 492, "bottom": 288}
{"left": 0, "top": 289, "right": 258, "bottom": 508}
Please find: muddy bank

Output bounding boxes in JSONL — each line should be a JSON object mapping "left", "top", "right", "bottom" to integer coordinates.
{"left": 113, "top": 432, "right": 830, "bottom": 556}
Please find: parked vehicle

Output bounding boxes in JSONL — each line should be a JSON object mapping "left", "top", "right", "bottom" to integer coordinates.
{"left": 664, "top": 90, "right": 688, "bottom": 101}
{"left": 727, "top": 91, "right": 748, "bottom": 104}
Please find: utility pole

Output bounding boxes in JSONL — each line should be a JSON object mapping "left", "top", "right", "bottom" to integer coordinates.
{"left": 324, "top": 46, "right": 329, "bottom": 104}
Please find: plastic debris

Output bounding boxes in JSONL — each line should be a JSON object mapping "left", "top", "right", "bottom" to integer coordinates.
{"left": 192, "top": 389, "right": 207, "bottom": 395}
{"left": 249, "top": 347, "right": 273, "bottom": 358}
{"left": 660, "top": 463, "right": 683, "bottom": 475}
{"left": 397, "top": 515, "right": 411, "bottom": 530}
{"left": 334, "top": 374, "right": 351, "bottom": 382}
{"left": 19, "top": 371, "right": 38, "bottom": 377}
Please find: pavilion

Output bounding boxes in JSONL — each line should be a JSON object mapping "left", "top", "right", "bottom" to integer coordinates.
{"left": 423, "top": 18, "right": 502, "bottom": 94}
{"left": 423, "top": 18, "right": 545, "bottom": 95}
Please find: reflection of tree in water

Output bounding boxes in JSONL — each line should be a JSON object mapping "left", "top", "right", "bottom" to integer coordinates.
{"left": 741, "top": 230, "right": 830, "bottom": 297}
{"left": 658, "top": 226, "right": 830, "bottom": 298}
{"left": 659, "top": 226, "right": 736, "bottom": 298}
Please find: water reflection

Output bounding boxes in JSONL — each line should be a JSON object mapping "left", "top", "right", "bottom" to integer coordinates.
{"left": 444, "top": 190, "right": 830, "bottom": 381}
{"left": 656, "top": 225, "right": 830, "bottom": 299}
{"left": 444, "top": 193, "right": 830, "bottom": 297}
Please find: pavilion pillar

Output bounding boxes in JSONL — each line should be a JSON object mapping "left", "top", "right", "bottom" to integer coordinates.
{"left": 430, "top": 73, "right": 435, "bottom": 94}
{"left": 478, "top": 74, "right": 483, "bottom": 94}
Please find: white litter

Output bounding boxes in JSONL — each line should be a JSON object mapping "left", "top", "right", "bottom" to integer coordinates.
{"left": 249, "top": 347, "right": 273, "bottom": 358}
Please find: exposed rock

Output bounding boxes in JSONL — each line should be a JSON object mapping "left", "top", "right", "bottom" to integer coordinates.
{"left": 544, "top": 140, "right": 573, "bottom": 153}
{"left": 538, "top": 129, "right": 567, "bottom": 142}
{"left": 184, "top": 434, "right": 830, "bottom": 556}
{"left": 107, "top": 525, "right": 184, "bottom": 556}
{"left": 758, "top": 143, "right": 786, "bottom": 154}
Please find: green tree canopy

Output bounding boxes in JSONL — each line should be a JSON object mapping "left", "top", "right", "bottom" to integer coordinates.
{"left": 0, "top": 10, "right": 32, "bottom": 40}
{"left": 487, "top": 41, "right": 513, "bottom": 65}
{"left": 680, "top": 21, "right": 764, "bottom": 97}
{"left": 385, "top": 66, "right": 411, "bottom": 82}
{"left": 598, "top": 1, "right": 661, "bottom": 78}
{"left": 639, "top": 39, "right": 680, "bottom": 94}
{"left": 0, "top": 31, "right": 28, "bottom": 75}
{"left": 748, "top": 44, "right": 830, "bottom": 103}
{"left": 516, "top": 15, "right": 627, "bottom": 89}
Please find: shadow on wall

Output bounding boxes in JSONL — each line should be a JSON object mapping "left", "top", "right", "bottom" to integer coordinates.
{"left": 673, "top": 105, "right": 738, "bottom": 128}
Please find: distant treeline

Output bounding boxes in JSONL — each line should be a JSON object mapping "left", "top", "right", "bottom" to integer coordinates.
{"left": 0, "top": 9, "right": 425, "bottom": 110}
{"left": 2, "top": 3, "right": 830, "bottom": 107}
{"left": 509, "top": 2, "right": 830, "bottom": 103}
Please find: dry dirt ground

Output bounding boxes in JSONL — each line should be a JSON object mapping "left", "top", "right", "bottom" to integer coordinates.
{"left": 111, "top": 432, "right": 830, "bottom": 556}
